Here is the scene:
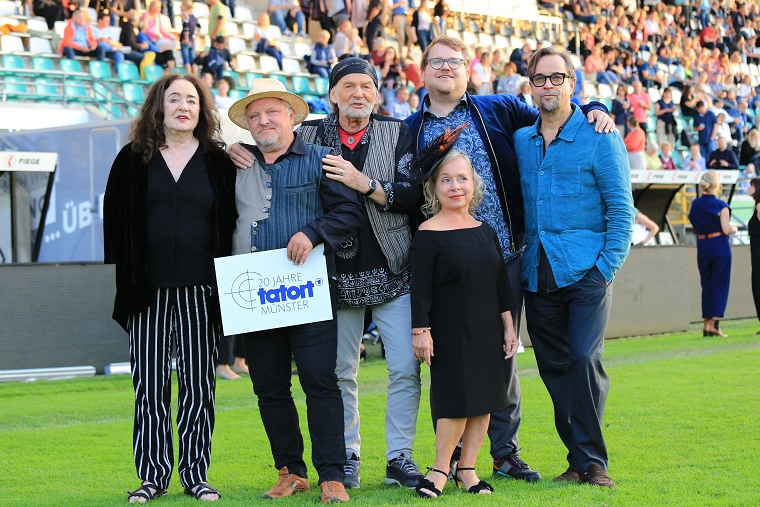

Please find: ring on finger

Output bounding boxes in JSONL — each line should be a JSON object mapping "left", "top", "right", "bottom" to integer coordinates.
{"left": 339, "top": 168, "right": 344, "bottom": 176}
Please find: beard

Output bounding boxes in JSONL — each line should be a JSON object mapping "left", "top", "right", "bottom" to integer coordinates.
{"left": 538, "top": 94, "right": 560, "bottom": 113}
{"left": 340, "top": 101, "right": 373, "bottom": 119}
{"left": 253, "top": 130, "right": 283, "bottom": 152}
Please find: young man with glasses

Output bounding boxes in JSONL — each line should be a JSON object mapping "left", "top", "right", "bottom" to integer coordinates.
{"left": 405, "top": 36, "right": 614, "bottom": 484}
{"left": 514, "top": 46, "right": 634, "bottom": 488}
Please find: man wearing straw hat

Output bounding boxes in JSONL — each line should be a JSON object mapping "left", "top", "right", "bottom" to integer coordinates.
{"left": 227, "top": 78, "right": 363, "bottom": 503}
{"left": 228, "top": 58, "right": 422, "bottom": 491}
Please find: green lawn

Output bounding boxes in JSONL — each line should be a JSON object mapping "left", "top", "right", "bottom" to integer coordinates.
{"left": 2, "top": 320, "right": 759, "bottom": 506}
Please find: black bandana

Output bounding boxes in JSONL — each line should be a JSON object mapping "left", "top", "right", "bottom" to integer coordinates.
{"left": 329, "top": 57, "right": 379, "bottom": 91}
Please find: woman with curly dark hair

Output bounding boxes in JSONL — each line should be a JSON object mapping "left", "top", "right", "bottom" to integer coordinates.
{"left": 104, "top": 74, "right": 237, "bottom": 503}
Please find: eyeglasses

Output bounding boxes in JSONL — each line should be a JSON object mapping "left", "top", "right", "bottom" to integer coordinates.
{"left": 529, "top": 72, "right": 574, "bottom": 87}
{"left": 427, "top": 58, "right": 465, "bottom": 70}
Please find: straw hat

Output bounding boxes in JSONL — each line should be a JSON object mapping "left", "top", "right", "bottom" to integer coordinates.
{"left": 228, "top": 78, "right": 309, "bottom": 130}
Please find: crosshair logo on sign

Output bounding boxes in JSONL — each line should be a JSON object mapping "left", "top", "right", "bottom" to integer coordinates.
{"left": 226, "top": 270, "right": 264, "bottom": 310}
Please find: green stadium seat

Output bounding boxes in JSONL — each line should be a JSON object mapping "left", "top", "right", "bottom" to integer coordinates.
{"left": 89, "top": 60, "right": 119, "bottom": 82}
{"left": 291, "top": 75, "right": 312, "bottom": 95}
{"left": 35, "top": 78, "right": 60, "bottom": 99}
{"left": 64, "top": 81, "right": 92, "bottom": 102}
{"left": 123, "top": 82, "right": 146, "bottom": 105}
{"left": 229, "top": 89, "right": 247, "bottom": 100}
{"left": 1, "top": 54, "right": 25, "bottom": 73}
{"left": 99, "top": 104, "right": 123, "bottom": 120}
{"left": 170, "top": 66, "right": 188, "bottom": 75}
{"left": 31, "top": 56, "right": 56, "bottom": 75}
{"left": 248, "top": 71, "right": 264, "bottom": 81}
{"left": 314, "top": 77, "right": 328, "bottom": 96}
{"left": 269, "top": 73, "right": 290, "bottom": 90}
{"left": 59, "top": 58, "right": 85, "bottom": 74}
{"left": 143, "top": 64, "right": 163, "bottom": 83}
{"left": 93, "top": 81, "right": 125, "bottom": 105}
{"left": 222, "top": 70, "right": 246, "bottom": 89}
{"left": 4, "top": 76, "right": 31, "bottom": 99}
{"left": 116, "top": 61, "right": 147, "bottom": 84}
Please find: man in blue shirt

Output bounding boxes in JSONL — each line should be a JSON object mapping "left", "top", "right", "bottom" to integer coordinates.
{"left": 694, "top": 100, "right": 719, "bottom": 160}
{"left": 515, "top": 46, "right": 634, "bottom": 489}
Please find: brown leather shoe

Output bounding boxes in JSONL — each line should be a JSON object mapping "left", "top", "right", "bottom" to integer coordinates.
{"left": 262, "top": 467, "right": 310, "bottom": 499}
{"left": 553, "top": 465, "right": 580, "bottom": 482}
{"left": 580, "top": 464, "right": 616, "bottom": 488}
{"left": 320, "top": 480, "right": 350, "bottom": 503}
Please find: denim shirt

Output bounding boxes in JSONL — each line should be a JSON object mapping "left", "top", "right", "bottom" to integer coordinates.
{"left": 516, "top": 106, "right": 635, "bottom": 292}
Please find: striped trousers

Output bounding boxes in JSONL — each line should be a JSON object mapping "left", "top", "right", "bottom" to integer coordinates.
{"left": 127, "top": 285, "right": 219, "bottom": 490}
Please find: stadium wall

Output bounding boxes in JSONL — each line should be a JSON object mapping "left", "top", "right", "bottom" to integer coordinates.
{"left": 0, "top": 245, "right": 754, "bottom": 372}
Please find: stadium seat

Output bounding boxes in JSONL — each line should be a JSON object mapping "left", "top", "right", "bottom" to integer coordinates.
{"left": 123, "top": 82, "right": 146, "bottom": 105}
{"left": 116, "top": 61, "right": 148, "bottom": 83}
{"left": 89, "top": 60, "right": 119, "bottom": 82}
{"left": 26, "top": 17, "right": 49, "bottom": 32}
{"left": 192, "top": 2, "right": 209, "bottom": 18}
{"left": 281, "top": 57, "right": 302, "bottom": 74}
{"left": 235, "top": 53, "right": 256, "bottom": 71}
{"left": 3, "top": 76, "right": 30, "bottom": 100}
{"left": 32, "top": 56, "right": 56, "bottom": 75}
{"left": 229, "top": 89, "right": 247, "bottom": 100}
{"left": 93, "top": 81, "right": 125, "bottom": 105}
{"left": 268, "top": 73, "right": 290, "bottom": 90}
{"left": 292, "top": 42, "right": 311, "bottom": 59}
{"left": 143, "top": 64, "right": 164, "bottom": 83}
{"left": 59, "top": 58, "right": 86, "bottom": 74}
{"left": 1, "top": 34, "right": 25, "bottom": 53}
{"left": 169, "top": 66, "right": 188, "bottom": 75}
{"left": 291, "top": 75, "right": 312, "bottom": 95}
{"left": 64, "top": 81, "right": 93, "bottom": 102}
{"left": 222, "top": 69, "right": 246, "bottom": 88}
{"left": 258, "top": 54, "right": 280, "bottom": 73}
{"left": 314, "top": 77, "right": 328, "bottom": 96}
{"left": 1, "top": 54, "right": 25, "bottom": 73}
{"left": 235, "top": 5, "right": 253, "bottom": 22}
{"left": 0, "top": 0, "right": 17, "bottom": 16}
{"left": 35, "top": 78, "right": 60, "bottom": 99}
{"left": 227, "top": 36, "right": 247, "bottom": 54}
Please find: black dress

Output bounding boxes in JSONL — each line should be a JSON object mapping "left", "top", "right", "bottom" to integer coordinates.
{"left": 748, "top": 205, "right": 760, "bottom": 321}
{"left": 410, "top": 223, "right": 513, "bottom": 418}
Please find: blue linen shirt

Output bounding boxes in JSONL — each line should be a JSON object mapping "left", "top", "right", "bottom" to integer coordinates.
{"left": 516, "top": 106, "right": 635, "bottom": 292}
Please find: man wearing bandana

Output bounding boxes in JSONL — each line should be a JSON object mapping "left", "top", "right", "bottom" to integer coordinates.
{"left": 228, "top": 58, "right": 422, "bottom": 490}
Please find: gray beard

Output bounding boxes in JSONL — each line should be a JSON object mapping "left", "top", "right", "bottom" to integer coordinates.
{"left": 255, "top": 133, "right": 283, "bottom": 152}
{"left": 340, "top": 103, "right": 372, "bottom": 119}
{"left": 539, "top": 96, "right": 560, "bottom": 113}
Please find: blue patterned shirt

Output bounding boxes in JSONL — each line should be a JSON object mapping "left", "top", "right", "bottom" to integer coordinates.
{"left": 422, "top": 96, "right": 515, "bottom": 260}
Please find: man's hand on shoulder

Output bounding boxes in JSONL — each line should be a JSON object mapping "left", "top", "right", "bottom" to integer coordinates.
{"left": 228, "top": 142, "right": 255, "bottom": 169}
{"left": 587, "top": 109, "right": 615, "bottom": 133}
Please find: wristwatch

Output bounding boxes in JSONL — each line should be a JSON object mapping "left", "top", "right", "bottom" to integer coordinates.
{"left": 363, "top": 178, "right": 377, "bottom": 196}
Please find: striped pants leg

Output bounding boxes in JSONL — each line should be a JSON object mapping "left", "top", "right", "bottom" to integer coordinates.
{"left": 128, "top": 285, "right": 219, "bottom": 490}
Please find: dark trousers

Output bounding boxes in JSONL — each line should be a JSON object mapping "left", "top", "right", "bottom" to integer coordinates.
{"left": 524, "top": 267, "right": 612, "bottom": 472}
{"left": 364, "top": 21, "right": 384, "bottom": 57}
{"left": 242, "top": 317, "right": 346, "bottom": 483}
{"left": 128, "top": 286, "right": 219, "bottom": 490}
{"left": 697, "top": 236, "right": 732, "bottom": 318}
{"left": 218, "top": 334, "right": 246, "bottom": 365}
{"left": 752, "top": 238, "right": 760, "bottom": 321}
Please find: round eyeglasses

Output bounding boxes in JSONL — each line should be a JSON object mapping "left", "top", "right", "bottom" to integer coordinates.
{"left": 427, "top": 57, "right": 465, "bottom": 70}
{"left": 529, "top": 72, "right": 574, "bottom": 87}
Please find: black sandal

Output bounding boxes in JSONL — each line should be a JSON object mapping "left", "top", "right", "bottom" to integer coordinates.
{"left": 127, "top": 482, "right": 166, "bottom": 502}
{"left": 415, "top": 467, "right": 448, "bottom": 498}
{"left": 454, "top": 467, "right": 494, "bottom": 494}
{"left": 184, "top": 482, "right": 221, "bottom": 500}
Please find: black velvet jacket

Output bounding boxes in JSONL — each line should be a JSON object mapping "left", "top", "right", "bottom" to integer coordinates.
{"left": 103, "top": 143, "right": 237, "bottom": 331}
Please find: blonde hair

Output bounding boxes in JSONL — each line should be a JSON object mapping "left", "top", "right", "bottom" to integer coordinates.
{"left": 699, "top": 170, "right": 721, "bottom": 193}
{"left": 422, "top": 151, "right": 483, "bottom": 217}
{"left": 748, "top": 128, "right": 760, "bottom": 148}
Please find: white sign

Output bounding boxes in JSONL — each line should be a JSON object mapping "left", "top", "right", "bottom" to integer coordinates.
{"left": 0, "top": 152, "right": 58, "bottom": 172}
{"left": 214, "top": 244, "right": 333, "bottom": 336}
{"left": 630, "top": 170, "right": 740, "bottom": 185}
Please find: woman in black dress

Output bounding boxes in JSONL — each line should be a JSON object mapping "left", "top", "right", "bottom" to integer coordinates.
{"left": 748, "top": 178, "right": 760, "bottom": 334}
{"left": 411, "top": 149, "right": 518, "bottom": 498}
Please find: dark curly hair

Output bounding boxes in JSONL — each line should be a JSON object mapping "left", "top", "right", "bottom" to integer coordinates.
{"left": 129, "top": 74, "right": 224, "bottom": 164}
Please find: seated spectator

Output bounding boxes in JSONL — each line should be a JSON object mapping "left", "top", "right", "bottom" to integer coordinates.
{"left": 711, "top": 98, "right": 734, "bottom": 125}
{"left": 625, "top": 117, "right": 647, "bottom": 170}
{"left": 611, "top": 83, "right": 631, "bottom": 138}
{"left": 179, "top": 0, "right": 199, "bottom": 75}
{"left": 200, "top": 35, "right": 237, "bottom": 79}
{"left": 333, "top": 19, "right": 361, "bottom": 59}
{"left": 509, "top": 43, "right": 531, "bottom": 76}
{"left": 369, "top": 37, "right": 386, "bottom": 68}
{"left": 715, "top": 113, "right": 733, "bottom": 144}
{"left": 91, "top": 12, "right": 125, "bottom": 64}
{"left": 740, "top": 129, "right": 760, "bottom": 166}
{"left": 680, "top": 84, "right": 699, "bottom": 119}
{"left": 59, "top": 9, "right": 106, "bottom": 61}
{"left": 740, "top": 163, "right": 757, "bottom": 193}
{"left": 660, "top": 142, "right": 677, "bottom": 170}
{"left": 26, "top": 0, "right": 65, "bottom": 30}
{"left": 496, "top": 62, "right": 521, "bottom": 96}
{"left": 516, "top": 81, "right": 534, "bottom": 108}
{"left": 585, "top": 46, "right": 619, "bottom": 84}
{"left": 119, "top": 10, "right": 149, "bottom": 65}
{"left": 380, "top": 46, "right": 405, "bottom": 105}
{"left": 386, "top": 85, "right": 411, "bottom": 120}
{"left": 640, "top": 53, "right": 666, "bottom": 89}
{"left": 646, "top": 143, "right": 663, "bottom": 170}
{"left": 143, "top": 0, "right": 177, "bottom": 53}
{"left": 708, "top": 137, "right": 740, "bottom": 169}
{"left": 254, "top": 29, "right": 284, "bottom": 70}
{"left": 569, "top": 0, "right": 597, "bottom": 25}
{"left": 214, "top": 76, "right": 236, "bottom": 109}
{"left": 309, "top": 30, "right": 337, "bottom": 79}
{"left": 408, "top": 91, "right": 419, "bottom": 113}
{"left": 731, "top": 100, "right": 753, "bottom": 144}
{"left": 471, "top": 51, "right": 493, "bottom": 95}
{"left": 683, "top": 143, "right": 707, "bottom": 171}
{"left": 268, "top": 0, "right": 306, "bottom": 37}
{"left": 403, "top": 57, "right": 424, "bottom": 99}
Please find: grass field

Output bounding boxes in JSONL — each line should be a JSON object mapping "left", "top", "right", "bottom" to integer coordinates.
{"left": 2, "top": 320, "right": 760, "bottom": 506}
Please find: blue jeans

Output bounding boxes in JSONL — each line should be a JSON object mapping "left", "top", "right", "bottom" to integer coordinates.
{"left": 242, "top": 314, "right": 346, "bottom": 482}
{"left": 62, "top": 45, "right": 106, "bottom": 61}
{"left": 161, "top": 0, "right": 174, "bottom": 26}
{"left": 416, "top": 29, "right": 431, "bottom": 51}
{"left": 336, "top": 293, "right": 421, "bottom": 460}
{"left": 700, "top": 139, "right": 717, "bottom": 160}
{"left": 271, "top": 8, "right": 304, "bottom": 33}
{"left": 180, "top": 43, "right": 194, "bottom": 67}
{"left": 700, "top": 7, "right": 710, "bottom": 30}
{"left": 220, "top": 0, "right": 235, "bottom": 18}
{"left": 312, "top": 65, "right": 330, "bottom": 79}
{"left": 98, "top": 42, "right": 124, "bottom": 64}
{"left": 524, "top": 266, "right": 612, "bottom": 472}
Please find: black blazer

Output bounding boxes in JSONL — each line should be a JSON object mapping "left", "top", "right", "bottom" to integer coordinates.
{"left": 103, "top": 143, "right": 237, "bottom": 331}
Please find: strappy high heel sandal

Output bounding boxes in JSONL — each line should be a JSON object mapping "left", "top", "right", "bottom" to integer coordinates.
{"left": 454, "top": 466, "right": 494, "bottom": 494}
{"left": 415, "top": 467, "right": 448, "bottom": 498}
